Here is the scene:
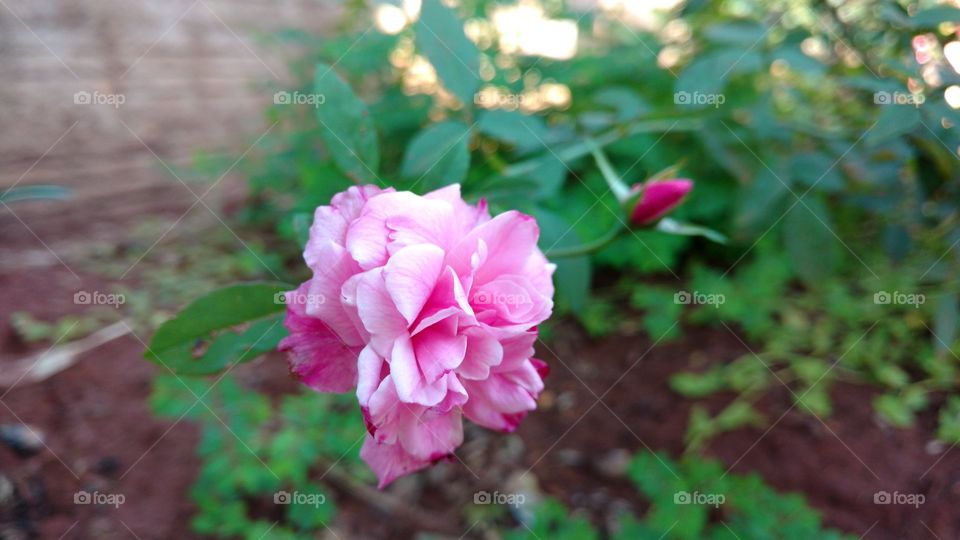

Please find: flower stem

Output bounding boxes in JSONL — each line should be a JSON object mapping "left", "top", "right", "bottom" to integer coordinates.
{"left": 545, "top": 221, "right": 626, "bottom": 258}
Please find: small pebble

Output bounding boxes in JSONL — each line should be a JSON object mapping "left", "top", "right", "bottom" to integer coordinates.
{"left": 595, "top": 448, "right": 631, "bottom": 478}
{"left": 555, "top": 448, "right": 584, "bottom": 466}
{"left": 0, "top": 425, "right": 44, "bottom": 457}
{"left": 926, "top": 440, "right": 946, "bottom": 455}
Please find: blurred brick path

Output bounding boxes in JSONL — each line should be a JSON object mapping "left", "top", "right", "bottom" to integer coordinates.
{"left": 0, "top": 0, "right": 337, "bottom": 253}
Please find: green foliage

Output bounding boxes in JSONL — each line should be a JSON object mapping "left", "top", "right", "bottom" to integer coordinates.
{"left": 505, "top": 452, "right": 851, "bottom": 540}
{"left": 415, "top": 0, "right": 481, "bottom": 106}
{"left": 150, "top": 374, "right": 366, "bottom": 538}
{"left": 503, "top": 498, "right": 599, "bottom": 540}
{"left": 144, "top": 283, "right": 289, "bottom": 375}
{"left": 666, "top": 243, "right": 960, "bottom": 448}
{"left": 620, "top": 452, "right": 853, "bottom": 540}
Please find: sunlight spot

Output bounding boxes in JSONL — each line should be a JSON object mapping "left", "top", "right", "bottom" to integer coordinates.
{"left": 944, "top": 85, "right": 960, "bottom": 109}
{"left": 944, "top": 41, "right": 960, "bottom": 73}
{"left": 492, "top": 3, "right": 578, "bottom": 60}
{"left": 375, "top": 4, "right": 408, "bottom": 35}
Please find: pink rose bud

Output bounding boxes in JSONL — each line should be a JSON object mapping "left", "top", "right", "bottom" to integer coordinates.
{"left": 629, "top": 179, "right": 693, "bottom": 225}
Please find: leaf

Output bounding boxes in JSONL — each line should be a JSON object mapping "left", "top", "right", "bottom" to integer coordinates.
{"left": 477, "top": 110, "right": 548, "bottom": 152}
{"left": 874, "top": 394, "right": 914, "bottom": 427}
{"left": 593, "top": 87, "right": 649, "bottom": 121}
{"left": 675, "top": 48, "right": 763, "bottom": 100}
{"left": 867, "top": 105, "right": 920, "bottom": 147}
{"left": 703, "top": 21, "right": 768, "bottom": 45}
{"left": 415, "top": 0, "right": 481, "bottom": 106}
{"left": 145, "top": 283, "right": 290, "bottom": 374}
{"left": 656, "top": 218, "right": 728, "bottom": 244}
{"left": 291, "top": 212, "right": 312, "bottom": 250}
{"left": 937, "top": 397, "right": 960, "bottom": 443}
{"left": 670, "top": 371, "right": 726, "bottom": 397}
{"left": 934, "top": 293, "right": 958, "bottom": 358}
{"left": 502, "top": 153, "right": 568, "bottom": 199}
{"left": 400, "top": 121, "right": 471, "bottom": 190}
{"left": 314, "top": 62, "right": 380, "bottom": 183}
{"left": 910, "top": 6, "right": 960, "bottom": 28}
{"left": 0, "top": 185, "right": 72, "bottom": 204}
{"left": 789, "top": 153, "right": 844, "bottom": 192}
{"left": 534, "top": 209, "right": 591, "bottom": 312}
{"left": 782, "top": 198, "right": 839, "bottom": 285}
{"left": 736, "top": 168, "right": 791, "bottom": 235}
{"left": 174, "top": 315, "right": 286, "bottom": 376}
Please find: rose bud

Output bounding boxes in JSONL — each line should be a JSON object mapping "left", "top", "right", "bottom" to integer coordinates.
{"left": 629, "top": 179, "right": 693, "bottom": 226}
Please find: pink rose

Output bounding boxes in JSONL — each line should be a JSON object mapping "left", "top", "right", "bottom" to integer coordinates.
{"left": 629, "top": 179, "right": 693, "bottom": 225}
{"left": 279, "top": 184, "right": 555, "bottom": 487}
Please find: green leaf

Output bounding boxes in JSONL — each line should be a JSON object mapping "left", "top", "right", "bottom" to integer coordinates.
{"left": 172, "top": 314, "right": 287, "bottom": 376}
{"left": 867, "top": 104, "right": 920, "bottom": 147}
{"left": 477, "top": 110, "right": 548, "bottom": 152}
{"left": 534, "top": 209, "right": 591, "bottom": 312}
{"left": 400, "top": 121, "right": 471, "bottom": 190}
{"left": 783, "top": 198, "right": 839, "bottom": 286}
{"left": 874, "top": 394, "right": 914, "bottom": 427}
{"left": 416, "top": 0, "right": 481, "bottom": 106}
{"left": 656, "top": 218, "right": 728, "bottom": 244}
{"left": 670, "top": 371, "right": 726, "bottom": 397}
{"left": 934, "top": 293, "right": 958, "bottom": 358}
{"left": 314, "top": 62, "right": 380, "bottom": 183}
{"left": 0, "top": 185, "right": 72, "bottom": 204}
{"left": 501, "top": 153, "right": 568, "bottom": 199}
{"left": 910, "top": 6, "right": 960, "bottom": 28}
{"left": 291, "top": 212, "right": 312, "bottom": 250}
{"left": 145, "top": 283, "right": 290, "bottom": 373}
{"left": 703, "top": 21, "right": 768, "bottom": 45}
{"left": 937, "top": 396, "right": 960, "bottom": 443}
{"left": 593, "top": 87, "right": 648, "bottom": 121}
{"left": 736, "top": 168, "right": 790, "bottom": 235}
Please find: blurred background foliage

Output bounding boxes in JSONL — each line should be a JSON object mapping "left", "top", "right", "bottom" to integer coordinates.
{"left": 144, "top": 0, "right": 960, "bottom": 536}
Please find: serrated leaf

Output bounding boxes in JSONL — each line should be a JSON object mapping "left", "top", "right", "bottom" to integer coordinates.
{"left": 477, "top": 110, "right": 548, "bottom": 152}
{"left": 400, "top": 121, "right": 471, "bottom": 190}
{"left": 314, "top": 63, "right": 380, "bottom": 183}
{"left": 416, "top": 0, "right": 481, "bottom": 106}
